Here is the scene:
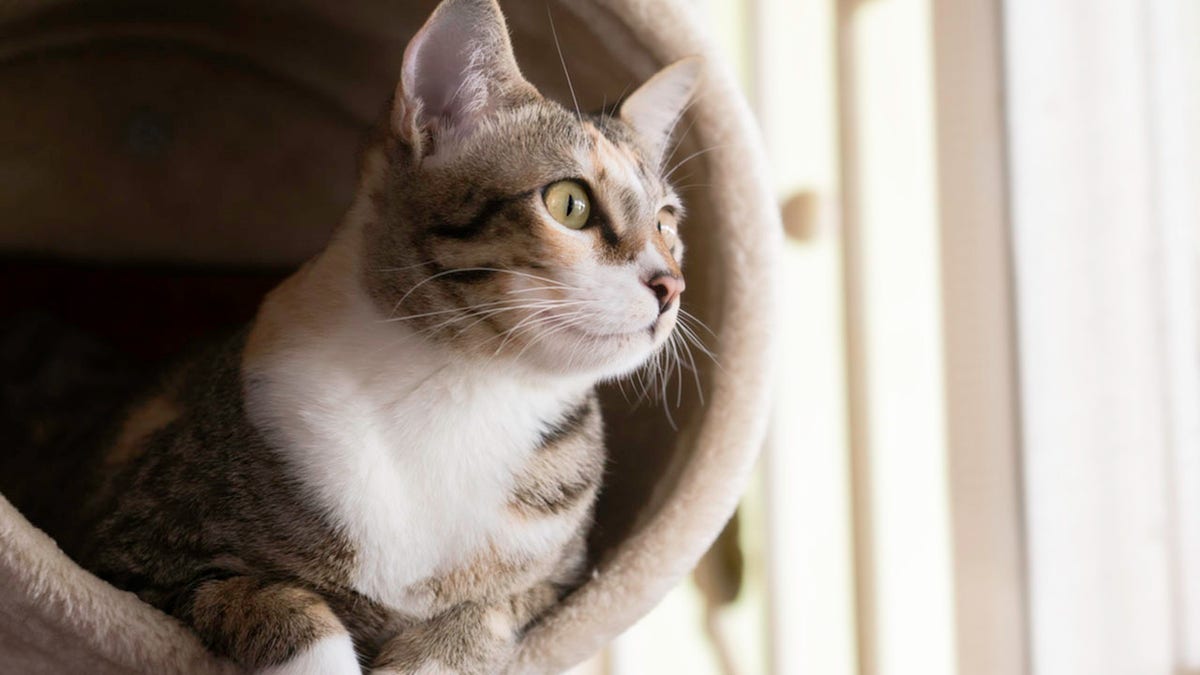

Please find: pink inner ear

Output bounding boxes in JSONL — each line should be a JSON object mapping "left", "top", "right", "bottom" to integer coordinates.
{"left": 404, "top": 19, "right": 479, "bottom": 126}
{"left": 394, "top": 0, "right": 534, "bottom": 148}
{"left": 620, "top": 58, "right": 703, "bottom": 164}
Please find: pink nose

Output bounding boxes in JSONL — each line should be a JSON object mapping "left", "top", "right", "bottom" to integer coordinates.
{"left": 645, "top": 273, "right": 685, "bottom": 312}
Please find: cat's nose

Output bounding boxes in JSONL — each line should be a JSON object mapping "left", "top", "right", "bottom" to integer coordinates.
{"left": 645, "top": 273, "right": 685, "bottom": 312}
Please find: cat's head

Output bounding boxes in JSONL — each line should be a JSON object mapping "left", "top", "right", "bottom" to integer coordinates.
{"left": 362, "top": 0, "right": 701, "bottom": 380}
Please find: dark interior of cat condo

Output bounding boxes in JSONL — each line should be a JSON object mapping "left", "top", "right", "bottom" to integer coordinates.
{"left": 0, "top": 1, "right": 775, "bottom": 672}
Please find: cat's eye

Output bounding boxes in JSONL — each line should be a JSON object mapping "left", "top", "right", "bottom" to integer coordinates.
{"left": 543, "top": 181, "right": 591, "bottom": 229}
{"left": 657, "top": 209, "right": 679, "bottom": 249}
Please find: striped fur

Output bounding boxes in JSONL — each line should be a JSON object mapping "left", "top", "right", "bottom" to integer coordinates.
{"left": 69, "top": 1, "right": 700, "bottom": 673}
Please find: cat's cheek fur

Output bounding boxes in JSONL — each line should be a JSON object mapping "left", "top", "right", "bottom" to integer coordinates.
{"left": 574, "top": 263, "right": 661, "bottom": 334}
{"left": 518, "top": 250, "right": 680, "bottom": 378}
{"left": 258, "top": 634, "right": 360, "bottom": 675}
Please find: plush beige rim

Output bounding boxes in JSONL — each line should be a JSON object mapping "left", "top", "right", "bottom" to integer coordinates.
{"left": 0, "top": 0, "right": 779, "bottom": 672}
{"left": 508, "top": 1, "right": 778, "bottom": 671}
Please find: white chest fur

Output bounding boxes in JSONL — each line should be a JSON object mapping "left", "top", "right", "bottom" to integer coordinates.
{"left": 243, "top": 256, "right": 589, "bottom": 616}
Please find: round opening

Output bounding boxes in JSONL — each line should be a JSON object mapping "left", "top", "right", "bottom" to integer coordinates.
{"left": 0, "top": 2, "right": 757, "bottom": 671}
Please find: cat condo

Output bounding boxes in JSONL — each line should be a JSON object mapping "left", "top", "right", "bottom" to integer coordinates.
{"left": 0, "top": 0, "right": 778, "bottom": 672}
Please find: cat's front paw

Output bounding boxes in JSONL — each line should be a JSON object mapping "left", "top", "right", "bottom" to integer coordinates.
{"left": 368, "top": 638, "right": 516, "bottom": 675}
{"left": 258, "top": 634, "right": 361, "bottom": 675}
{"left": 371, "top": 598, "right": 521, "bottom": 675}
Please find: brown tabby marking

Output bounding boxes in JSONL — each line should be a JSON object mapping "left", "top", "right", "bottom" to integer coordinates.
{"left": 509, "top": 398, "right": 604, "bottom": 517}
{"left": 584, "top": 124, "right": 670, "bottom": 265}
{"left": 412, "top": 548, "right": 528, "bottom": 609}
{"left": 372, "top": 582, "right": 562, "bottom": 674}
{"left": 374, "top": 603, "right": 514, "bottom": 674}
{"left": 184, "top": 577, "right": 347, "bottom": 669}
{"left": 78, "top": 332, "right": 362, "bottom": 661}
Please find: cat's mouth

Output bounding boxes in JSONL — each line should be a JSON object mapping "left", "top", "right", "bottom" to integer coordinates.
{"left": 564, "top": 315, "right": 674, "bottom": 343}
{"left": 564, "top": 325, "right": 648, "bottom": 341}
{"left": 515, "top": 311, "right": 677, "bottom": 376}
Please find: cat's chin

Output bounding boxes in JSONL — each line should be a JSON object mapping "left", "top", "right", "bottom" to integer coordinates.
{"left": 505, "top": 323, "right": 674, "bottom": 382}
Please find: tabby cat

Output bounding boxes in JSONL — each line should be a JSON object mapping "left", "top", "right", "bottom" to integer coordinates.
{"left": 64, "top": 0, "right": 698, "bottom": 672}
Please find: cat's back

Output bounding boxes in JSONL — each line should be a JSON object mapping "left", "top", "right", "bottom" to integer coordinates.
{"left": 82, "top": 329, "right": 358, "bottom": 607}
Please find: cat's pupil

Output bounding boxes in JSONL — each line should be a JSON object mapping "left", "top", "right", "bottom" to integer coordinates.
{"left": 657, "top": 222, "right": 662, "bottom": 232}
{"left": 566, "top": 195, "right": 575, "bottom": 215}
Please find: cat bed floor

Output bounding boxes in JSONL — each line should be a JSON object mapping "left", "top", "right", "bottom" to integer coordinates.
{"left": 0, "top": 0, "right": 779, "bottom": 672}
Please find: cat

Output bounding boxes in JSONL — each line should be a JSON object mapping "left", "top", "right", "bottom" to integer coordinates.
{"left": 61, "top": 0, "right": 699, "bottom": 672}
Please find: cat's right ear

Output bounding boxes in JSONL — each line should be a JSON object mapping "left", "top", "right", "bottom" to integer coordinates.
{"left": 392, "top": 0, "right": 535, "bottom": 156}
{"left": 620, "top": 57, "right": 703, "bottom": 167}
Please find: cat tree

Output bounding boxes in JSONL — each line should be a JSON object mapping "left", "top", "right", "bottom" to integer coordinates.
{"left": 0, "top": 0, "right": 779, "bottom": 672}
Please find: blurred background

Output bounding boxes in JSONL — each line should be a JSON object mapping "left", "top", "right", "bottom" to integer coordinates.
{"left": 572, "top": 0, "right": 1200, "bottom": 674}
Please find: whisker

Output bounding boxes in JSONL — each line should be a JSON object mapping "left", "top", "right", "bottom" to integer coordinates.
{"left": 408, "top": 301, "right": 542, "bottom": 337}
{"left": 664, "top": 330, "right": 682, "bottom": 409}
{"left": 504, "top": 284, "right": 583, "bottom": 295}
{"left": 511, "top": 311, "right": 591, "bottom": 363}
{"left": 679, "top": 308, "right": 718, "bottom": 337}
{"left": 379, "top": 297, "right": 571, "bottom": 324}
{"left": 477, "top": 309, "right": 583, "bottom": 369}
{"left": 676, "top": 318, "right": 721, "bottom": 367}
{"left": 449, "top": 267, "right": 576, "bottom": 287}
{"left": 661, "top": 99, "right": 702, "bottom": 170}
{"left": 664, "top": 144, "right": 733, "bottom": 181}
{"left": 678, "top": 330, "right": 705, "bottom": 406}
{"left": 631, "top": 344, "right": 663, "bottom": 408}
{"left": 489, "top": 305, "right": 589, "bottom": 354}
{"left": 374, "top": 259, "right": 439, "bottom": 274}
{"left": 660, "top": 341, "right": 678, "bottom": 429}
{"left": 392, "top": 266, "right": 576, "bottom": 317}
{"left": 428, "top": 300, "right": 587, "bottom": 338}
{"left": 603, "top": 80, "right": 637, "bottom": 117}
{"left": 379, "top": 295, "right": 580, "bottom": 324}
{"left": 490, "top": 308, "right": 562, "bottom": 354}
{"left": 547, "top": 7, "right": 582, "bottom": 123}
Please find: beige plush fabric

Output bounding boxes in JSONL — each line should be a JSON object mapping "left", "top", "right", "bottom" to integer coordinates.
{"left": 0, "top": 0, "right": 779, "bottom": 672}
{"left": 0, "top": 496, "right": 236, "bottom": 674}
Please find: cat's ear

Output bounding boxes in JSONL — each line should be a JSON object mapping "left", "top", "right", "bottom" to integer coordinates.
{"left": 620, "top": 57, "right": 703, "bottom": 166}
{"left": 392, "top": 0, "right": 535, "bottom": 153}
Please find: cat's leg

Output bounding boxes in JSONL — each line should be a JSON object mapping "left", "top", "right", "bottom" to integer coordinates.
{"left": 179, "top": 575, "right": 361, "bottom": 675}
{"left": 370, "top": 602, "right": 515, "bottom": 675}
{"left": 370, "top": 583, "right": 559, "bottom": 675}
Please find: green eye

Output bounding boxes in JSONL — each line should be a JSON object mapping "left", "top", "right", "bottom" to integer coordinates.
{"left": 543, "top": 180, "right": 591, "bottom": 229}
{"left": 657, "top": 208, "right": 679, "bottom": 248}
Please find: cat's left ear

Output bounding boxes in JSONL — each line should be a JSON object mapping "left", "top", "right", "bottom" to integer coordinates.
{"left": 392, "top": 0, "right": 536, "bottom": 154}
{"left": 620, "top": 57, "right": 704, "bottom": 166}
